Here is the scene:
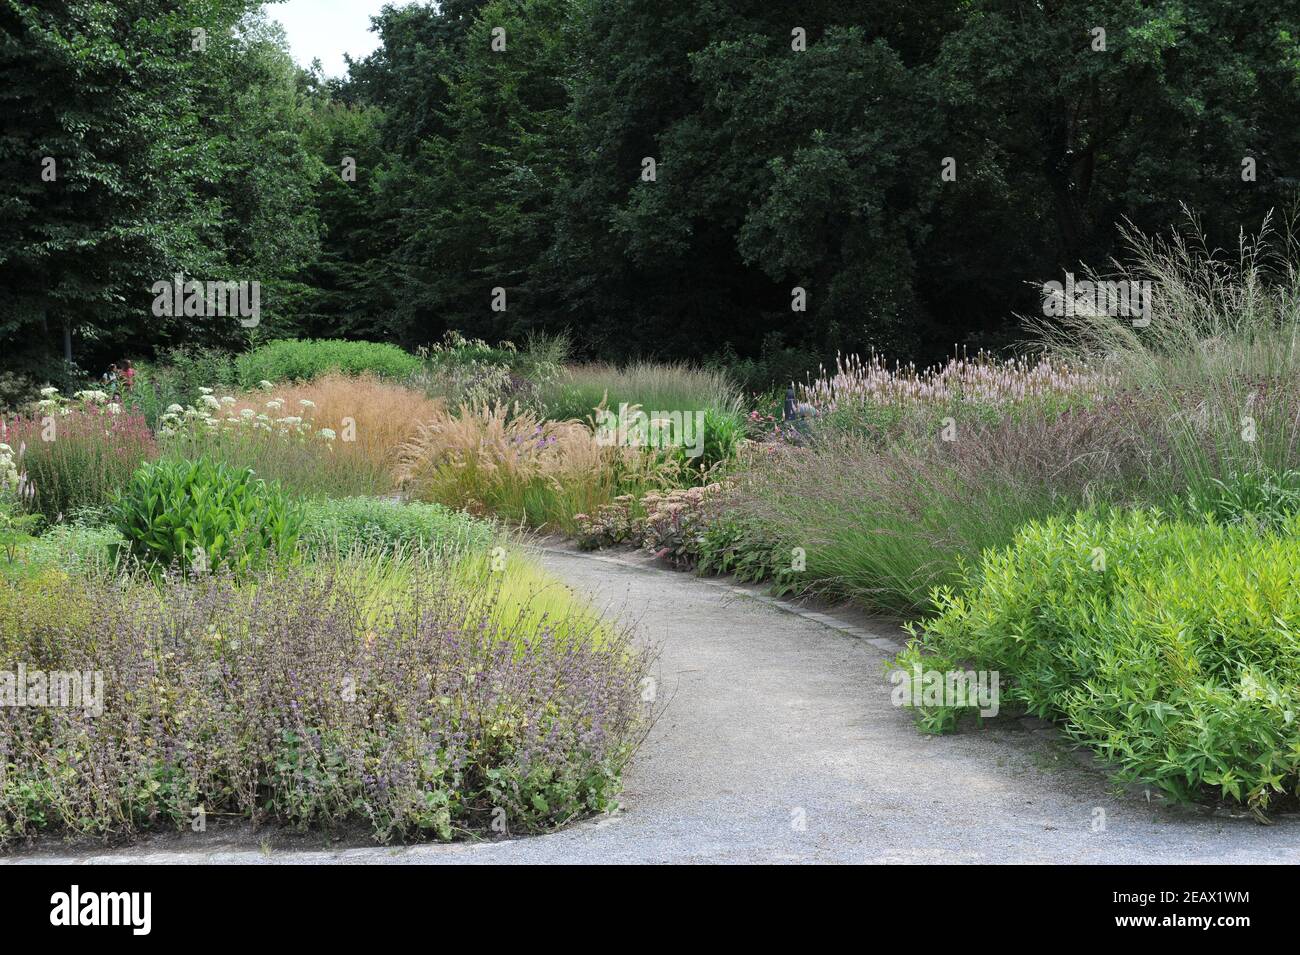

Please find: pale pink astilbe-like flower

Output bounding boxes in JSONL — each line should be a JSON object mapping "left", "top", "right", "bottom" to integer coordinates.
{"left": 797, "top": 351, "right": 1108, "bottom": 414}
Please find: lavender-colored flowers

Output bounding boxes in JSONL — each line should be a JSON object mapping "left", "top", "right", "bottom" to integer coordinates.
{"left": 0, "top": 564, "right": 648, "bottom": 845}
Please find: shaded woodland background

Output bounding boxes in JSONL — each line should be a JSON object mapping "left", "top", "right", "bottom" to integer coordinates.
{"left": 2, "top": 0, "right": 1298, "bottom": 387}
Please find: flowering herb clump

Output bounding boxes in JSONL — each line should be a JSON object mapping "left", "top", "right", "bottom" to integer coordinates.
{"left": 0, "top": 562, "right": 648, "bottom": 844}
{"left": 0, "top": 389, "right": 157, "bottom": 521}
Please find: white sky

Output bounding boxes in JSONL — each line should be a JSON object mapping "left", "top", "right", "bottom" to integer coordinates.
{"left": 269, "top": 0, "right": 416, "bottom": 77}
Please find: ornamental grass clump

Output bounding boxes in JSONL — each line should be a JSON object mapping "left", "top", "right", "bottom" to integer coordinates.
{"left": 220, "top": 374, "right": 444, "bottom": 481}
{"left": 159, "top": 381, "right": 399, "bottom": 497}
{"left": 735, "top": 394, "right": 1175, "bottom": 612}
{"left": 0, "top": 559, "right": 647, "bottom": 844}
{"left": 539, "top": 360, "right": 742, "bottom": 423}
{"left": 1037, "top": 214, "right": 1300, "bottom": 502}
{"left": 396, "top": 402, "right": 677, "bottom": 531}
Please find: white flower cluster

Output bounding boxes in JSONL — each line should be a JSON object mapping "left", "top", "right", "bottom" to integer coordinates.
{"left": 32, "top": 386, "right": 124, "bottom": 418}
{"left": 159, "top": 386, "right": 336, "bottom": 444}
{"left": 0, "top": 442, "right": 18, "bottom": 492}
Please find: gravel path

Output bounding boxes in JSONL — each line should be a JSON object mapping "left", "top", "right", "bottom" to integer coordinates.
{"left": 9, "top": 546, "right": 1300, "bottom": 865}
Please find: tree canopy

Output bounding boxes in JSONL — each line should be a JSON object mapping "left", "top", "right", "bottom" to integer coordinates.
{"left": 3, "top": 0, "right": 1298, "bottom": 377}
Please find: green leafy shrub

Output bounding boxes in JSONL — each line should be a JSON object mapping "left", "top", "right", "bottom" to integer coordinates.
{"left": 237, "top": 339, "right": 421, "bottom": 387}
{"left": 900, "top": 509, "right": 1300, "bottom": 816}
{"left": 696, "top": 511, "right": 797, "bottom": 592}
{"left": 113, "top": 458, "right": 303, "bottom": 575}
{"left": 675, "top": 406, "right": 746, "bottom": 477}
{"left": 126, "top": 346, "right": 239, "bottom": 427}
{"left": 300, "top": 496, "right": 496, "bottom": 559}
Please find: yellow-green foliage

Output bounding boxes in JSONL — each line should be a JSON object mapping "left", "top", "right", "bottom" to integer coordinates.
{"left": 0, "top": 570, "right": 92, "bottom": 658}
{"left": 320, "top": 546, "right": 617, "bottom": 650}
{"left": 901, "top": 509, "right": 1300, "bottom": 815}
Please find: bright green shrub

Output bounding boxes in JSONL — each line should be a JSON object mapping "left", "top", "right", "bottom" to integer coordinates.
{"left": 900, "top": 509, "right": 1300, "bottom": 815}
{"left": 678, "top": 406, "right": 746, "bottom": 476}
{"left": 300, "top": 496, "right": 496, "bottom": 559}
{"left": 237, "top": 339, "right": 421, "bottom": 387}
{"left": 113, "top": 458, "right": 303, "bottom": 575}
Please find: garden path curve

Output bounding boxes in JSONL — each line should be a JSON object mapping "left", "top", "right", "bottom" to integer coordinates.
{"left": 9, "top": 544, "right": 1300, "bottom": 865}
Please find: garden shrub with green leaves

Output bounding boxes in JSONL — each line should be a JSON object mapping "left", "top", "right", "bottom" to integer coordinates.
{"left": 113, "top": 458, "right": 303, "bottom": 575}
{"left": 897, "top": 509, "right": 1300, "bottom": 816}
{"left": 695, "top": 510, "right": 798, "bottom": 592}
{"left": 236, "top": 339, "right": 421, "bottom": 387}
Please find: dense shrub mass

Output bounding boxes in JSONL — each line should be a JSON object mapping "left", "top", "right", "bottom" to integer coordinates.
{"left": 300, "top": 496, "right": 495, "bottom": 559}
{"left": 236, "top": 340, "right": 421, "bottom": 387}
{"left": 897, "top": 510, "right": 1300, "bottom": 814}
{"left": 0, "top": 563, "right": 647, "bottom": 843}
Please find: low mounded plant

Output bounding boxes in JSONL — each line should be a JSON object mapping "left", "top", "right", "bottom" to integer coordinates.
{"left": 236, "top": 338, "right": 421, "bottom": 387}
{"left": 300, "top": 495, "right": 496, "bottom": 560}
{"left": 898, "top": 509, "right": 1300, "bottom": 816}
{"left": 0, "top": 558, "right": 646, "bottom": 844}
{"left": 112, "top": 458, "right": 303, "bottom": 576}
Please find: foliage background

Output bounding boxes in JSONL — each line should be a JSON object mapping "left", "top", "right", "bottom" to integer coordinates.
{"left": 2, "top": 0, "right": 1299, "bottom": 379}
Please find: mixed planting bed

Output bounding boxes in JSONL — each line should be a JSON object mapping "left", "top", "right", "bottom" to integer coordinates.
{"left": 5, "top": 233, "right": 1300, "bottom": 843}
